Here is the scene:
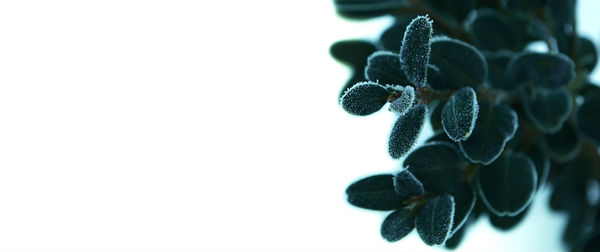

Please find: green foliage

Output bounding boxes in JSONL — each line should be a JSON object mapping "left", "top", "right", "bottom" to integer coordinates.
{"left": 442, "top": 87, "right": 479, "bottom": 142}
{"left": 415, "top": 194, "right": 455, "bottom": 246}
{"left": 388, "top": 103, "right": 427, "bottom": 158}
{"left": 333, "top": 0, "right": 600, "bottom": 249}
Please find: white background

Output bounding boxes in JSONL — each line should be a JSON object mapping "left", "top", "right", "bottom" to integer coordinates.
{"left": 0, "top": 1, "right": 598, "bottom": 251}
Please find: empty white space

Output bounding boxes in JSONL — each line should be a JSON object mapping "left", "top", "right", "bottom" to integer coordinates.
{"left": 0, "top": 0, "right": 597, "bottom": 251}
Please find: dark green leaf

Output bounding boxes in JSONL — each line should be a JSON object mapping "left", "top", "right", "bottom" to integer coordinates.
{"left": 477, "top": 152, "right": 537, "bottom": 216}
{"left": 389, "top": 104, "right": 428, "bottom": 158}
{"left": 527, "top": 144, "right": 550, "bottom": 189}
{"left": 381, "top": 209, "right": 415, "bottom": 242}
{"left": 489, "top": 206, "right": 530, "bottom": 231}
{"left": 486, "top": 51, "right": 515, "bottom": 90}
{"left": 404, "top": 142, "right": 464, "bottom": 193}
{"left": 415, "top": 194, "right": 455, "bottom": 246}
{"left": 442, "top": 87, "right": 479, "bottom": 142}
{"left": 425, "top": 131, "right": 453, "bottom": 144}
{"left": 340, "top": 82, "right": 390, "bottom": 116}
{"left": 469, "top": 9, "right": 521, "bottom": 52}
{"left": 400, "top": 16, "right": 433, "bottom": 87}
{"left": 459, "top": 103, "right": 518, "bottom": 165}
{"left": 365, "top": 51, "right": 410, "bottom": 85}
{"left": 394, "top": 169, "right": 425, "bottom": 199}
{"left": 522, "top": 86, "right": 572, "bottom": 133}
{"left": 506, "top": 52, "right": 575, "bottom": 89}
{"left": 545, "top": 122, "right": 581, "bottom": 163}
{"left": 428, "top": 37, "right": 487, "bottom": 90}
{"left": 577, "top": 37, "right": 598, "bottom": 72}
{"left": 330, "top": 40, "right": 377, "bottom": 66}
{"left": 389, "top": 86, "right": 414, "bottom": 114}
{"left": 333, "top": 0, "right": 406, "bottom": 19}
{"left": 577, "top": 93, "right": 600, "bottom": 146}
{"left": 451, "top": 182, "right": 476, "bottom": 234}
{"left": 346, "top": 174, "right": 405, "bottom": 210}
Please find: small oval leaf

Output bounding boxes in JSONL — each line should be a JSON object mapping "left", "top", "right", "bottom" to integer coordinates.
{"left": 389, "top": 104, "right": 428, "bottom": 159}
{"left": 381, "top": 209, "right": 416, "bottom": 242}
{"left": 442, "top": 87, "right": 479, "bottom": 141}
{"left": 389, "top": 86, "right": 415, "bottom": 114}
{"left": 428, "top": 37, "right": 487, "bottom": 90}
{"left": 506, "top": 52, "right": 575, "bottom": 89}
{"left": 522, "top": 86, "right": 573, "bottom": 133}
{"left": 400, "top": 15, "right": 433, "bottom": 87}
{"left": 346, "top": 174, "right": 405, "bottom": 211}
{"left": 404, "top": 142, "right": 464, "bottom": 193}
{"left": 340, "top": 81, "right": 390, "bottom": 116}
{"left": 415, "top": 194, "right": 455, "bottom": 246}
{"left": 477, "top": 152, "right": 537, "bottom": 216}
{"left": 459, "top": 103, "right": 518, "bottom": 165}
{"left": 365, "top": 51, "right": 410, "bottom": 85}
{"left": 394, "top": 169, "right": 425, "bottom": 198}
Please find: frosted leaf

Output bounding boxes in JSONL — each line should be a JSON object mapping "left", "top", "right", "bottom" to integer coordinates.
{"left": 415, "top": 194, "right": 455, "bottom": 246}
{"left": 389, "top": 86, "right": 415, "bottom": 115}
{"left": 477, "top": 152, "right": 537, "bottom": 217}
{"left": 442, "top": 87, "right": 479, "bottom": 141}
{"left": 400, "top": 15, "right": 433, "bottom": 87}
{"left": 381, "top": 209, "right": 415, "bottom": 242}
{"left": 393, "top": 169, "right": 425, "bottom": 198}
{"left": 388, "top": 104, "right": 427, "bottom": 159}
{"left": 340, "top": 81, "right": 390, "bottom": 116}
{"left": 365, "top": 51, "right": 410, "bottom": 85}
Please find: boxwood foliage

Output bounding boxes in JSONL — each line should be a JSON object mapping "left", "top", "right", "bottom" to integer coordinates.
{"left": 333, "top": 1, "right": 600, "bottom": 250}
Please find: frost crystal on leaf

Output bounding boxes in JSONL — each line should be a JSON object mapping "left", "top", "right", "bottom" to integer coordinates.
{"left": 400, "top": 15, "right": 433, "bottom": 87}
{"left": 389, "top": 86, "right": 415, "bottom": 115}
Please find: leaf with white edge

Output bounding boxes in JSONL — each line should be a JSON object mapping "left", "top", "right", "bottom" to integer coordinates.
{"left": 442, "top": 87, "right": 479, "bottom": 141}
{"left": 459, "top": 103, "right": 518, "bottom": 165}
{"left": 394, "top": 169, "right": 425, "bottom": 198}
{"left": 389, "top": 86, "right": 415, "bottom": 114}
{"left": 521, "top": 86, "right": 573, "bottom": 133}
{"left": 340, "top": 81, "right": 390, "bottom": 116}
{"left": 404, "top": 142, "right": 464, "bottom": 193}
{"left": 577, "top": 93, "right": 600, "bottom": 146}
{"left": 389, "top": 104, "right": 428, "bottom": 159}
{"left": 415, "top": 194, "right": 455, "bottom": 246}
{"left": 381, "top": 209, "right": 416, "bottom": 242}
{"left": 400, "top": 15, "right": 433, "bottom": 87}
{"left": 545, "top": 122, "right": 581, "bottom": 163}
{"left": 365, "top": 51, "right": 410, "bottom": 85}
{"left": 346, "top": 174, "right": 406, "bottom": 210}
{"left": 451, "top": 182, "right": 476, "bottom": 234}
{"left": 477, "top": 152, "right": 537, "bottom": 217}
{"left": 489, "top": 206, "right": 530, "bottom": 231}
{"left": 506, "top": 52, "right": 575, "bottom": 89}
{"left": 428, "top": 36, "right": 488, "bottom": 90}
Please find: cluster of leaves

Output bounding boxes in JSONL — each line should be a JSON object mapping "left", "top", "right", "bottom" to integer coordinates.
{"left": 331, "top": 0, "right": 600, "bottom": 250}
